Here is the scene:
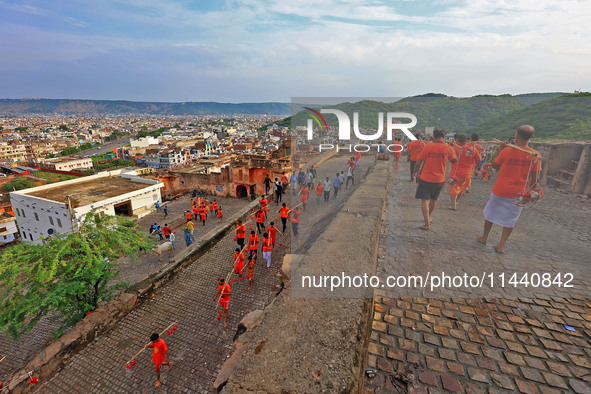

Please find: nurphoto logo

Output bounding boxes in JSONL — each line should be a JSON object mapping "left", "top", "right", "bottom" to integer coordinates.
{"left": 300, "top": 102, "right": 417, "bottom": 153}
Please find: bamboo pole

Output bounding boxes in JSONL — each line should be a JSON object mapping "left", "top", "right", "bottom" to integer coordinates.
{"left": 125, "top": 322, "right": 177, "bottom": 366}
{"left": 491, "top": 138, "right": 541, "bottom": 157}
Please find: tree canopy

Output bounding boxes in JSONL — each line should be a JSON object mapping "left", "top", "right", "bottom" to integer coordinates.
{"left": 0, "top": 213, "right": 155, "bottom": 340}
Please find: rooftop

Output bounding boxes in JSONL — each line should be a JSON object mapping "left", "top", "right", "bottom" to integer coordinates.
{"left": 25, "top": 176, "right": 151, "bottom": 208}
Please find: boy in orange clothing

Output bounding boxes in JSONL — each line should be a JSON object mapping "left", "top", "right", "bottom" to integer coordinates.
{"left": 267, "top": 221, "right": 280, "bottom": 248}
{"left": 278, "top": 203, "right": 290, "bottom": 232}
{"left": 144, "top": 333, "right": 171, "bottom": 388}
{"left": 412, "top": 128, "right": 457, "bottom": 230}
{"left": 213, "top": 277, "right": 231, "bottom": 328}
{"left": 300, "top": 184, "right": 309, "bottom": 210}
{"left": 448, "top": 134, "right": 481, "bottom": 210}
{"left": 248, "top": 230, "right": 259, "bottom": 257}
{"left": 315, "top": 181, "right": 323, "bottom": 203}
{"left": 235, "top": 220, "right": 246, "bottom": 248}
{"left": 255, "top": 207, "right": 266, "bottom": 234}
{"left": 233, "top": 247, "right": 245, "bottom": 277}
{"left": 477, "top": 125, "right": 541, "bottom": 253}
{"left": 246, "top": 255, "right": 256, "bottom": 290}
{"left": 217, "top": 206, "right": 223, "bottom": 223}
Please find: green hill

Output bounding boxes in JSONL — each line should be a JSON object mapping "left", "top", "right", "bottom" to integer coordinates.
{"left": 286, "top": 94, "right": 526, "bottom": 132}
{"left": 514, "top": 92, "right": 565, "bottom": 106}
{"left": 465, "top": 93, "right": 591, "bottom": 140}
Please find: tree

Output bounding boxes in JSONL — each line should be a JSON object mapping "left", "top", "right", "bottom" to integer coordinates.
{"left": 59, "top": 125, "right": 69, "bottom": 131}
{"left": 2, "top": 177, "right": 36, "bottom": 192}
{"left": 0, "top": 213, "right": 156, "bottom": 340}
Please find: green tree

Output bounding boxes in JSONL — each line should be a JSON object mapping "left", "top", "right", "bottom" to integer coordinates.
{"left": 59, "top": 125, "right": 69, "bottom": 131}
{"left": 2, "top": 177, "right": 36, "bottom": 192}
{"left": 0, "top": 214, "right": 155, "bottom": 340}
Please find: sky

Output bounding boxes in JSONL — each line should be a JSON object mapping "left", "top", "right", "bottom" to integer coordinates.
{"left": 0, "top": 0, "right": 590, "bottom": 102}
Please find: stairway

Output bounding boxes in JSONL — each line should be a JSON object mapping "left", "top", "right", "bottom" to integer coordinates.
{"left": 547, "top": 160, "right": 578, "bottom": 190}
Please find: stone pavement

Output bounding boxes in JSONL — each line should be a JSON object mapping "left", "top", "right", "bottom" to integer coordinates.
{"left": 32, "top": 154, "right": 364, "bottom": 392}
{"left": 0, "top": 194, "right": 244, "bottom": 382}
{"left": 365, "top": 161, "right": 591, "bottom": 393}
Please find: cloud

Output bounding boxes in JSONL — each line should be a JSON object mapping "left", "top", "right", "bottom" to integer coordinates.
{"left": 0, "top": 0, "right": 590, "bottom": 101}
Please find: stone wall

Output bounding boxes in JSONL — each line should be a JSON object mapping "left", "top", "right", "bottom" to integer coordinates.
{"left": 221, "top": 158, "right": 390, "bottom": 393}
{"left": 1, "top": 199, "right": 261, "bottom": 394}
{"left": 531, "top": 142, "right": 591, "bottom": 194}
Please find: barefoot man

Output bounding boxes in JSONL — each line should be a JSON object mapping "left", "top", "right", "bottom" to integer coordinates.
{"left": 145, "top": 333, "right": 171, "bottom": 388}
{"left": 214, "top": 277, "right": 231, "bottom": 328}
{"left": 412, "top": 128, "right": 457, "bottom": 230}
{"left": 477, "top": 125, "right": 541, "bottom": 253}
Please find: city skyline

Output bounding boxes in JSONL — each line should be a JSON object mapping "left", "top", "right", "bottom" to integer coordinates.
{"left": 1, "top": 0, "right": 590, "bottom": 102}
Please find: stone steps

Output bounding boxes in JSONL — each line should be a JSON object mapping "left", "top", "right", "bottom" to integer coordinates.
{"left": 547, "top": 176, "right": 571, "bottom": 190}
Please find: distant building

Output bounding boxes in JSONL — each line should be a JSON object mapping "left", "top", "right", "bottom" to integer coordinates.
{"left": 10, "top": 169, "right": 163, "bottom": 243}
{"left": 33, "top": 157, "right": 94, "bottom": 171}
{"left": 0, "top": 212, "right": 18, "bottom": 244}
{"left": 130, "top": 136, "right": 160, "bottom": 148}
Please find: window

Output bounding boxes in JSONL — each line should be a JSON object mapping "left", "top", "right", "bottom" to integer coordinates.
{"left": 49, "top": 216, "right": 54, "bottom": 225}
{"left": 34, "top": 212, "right": 39, "bottom": 221}
{"left": 57, "top": 218, "right": 62, "bottom": 228}
{"left": 21, "top": 209, "right": 26, "bottom": 218}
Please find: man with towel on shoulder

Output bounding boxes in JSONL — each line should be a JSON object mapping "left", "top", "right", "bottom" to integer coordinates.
{"left": 477, "top": 125, "right": 541, "bottom": 253}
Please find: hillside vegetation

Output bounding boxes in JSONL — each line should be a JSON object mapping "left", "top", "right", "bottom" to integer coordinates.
{"left": 465, "top": 94, "right": 591, "bottom": 140}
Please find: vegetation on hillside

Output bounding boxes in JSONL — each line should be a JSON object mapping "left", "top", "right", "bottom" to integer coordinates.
{"left": 465, "top": 94, "right": 591, "bottom": 140}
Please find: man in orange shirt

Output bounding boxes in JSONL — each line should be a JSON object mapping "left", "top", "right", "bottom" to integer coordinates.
{"left": 246, "top": 255, "right": 256, "bottom": 290}
{"left": 217, "top": 206, "right": 223, "bottom": 223}
{"left": 300, "top": 184, "right": 309, "bottom": 210}
{"left": 248, "top": 230, "right": 259, "bottom": 257}
{"left": 267, "top": 221, "right": 280, "bottom": 248}
{"left": 233, "top": 247, "right": 245, "bottom": 276}
{"left": 278, "top": 203, "right": 290, "bottom": 232}
{"left": 255, "top": 206, "right": 266, "bottom": 233}
{"left": 235, "top": 220, "right": 246, "bottom": 248}
{"left": 213, "top": 277, "right": 231, "bottom": 328}
{"left": 199, "top": 204, "right": 207, "bottom": 226}
{"left": 291, "top": 206, "right": 301, "bottom": 238}
{"left": 406, "top": 133, "right": 423, "bottom": 182}
{"left": 449, "top": 134, "right": 481, "bottom": 210}
{"left": 262, "top": 232, "right": 272, "bottom": 270}
{"left": 477, "top": 125, "right": 541, "bottom": 253}
{"left": 412, "top": 128, "right": 457, "bottom": 230}
{"left": 144, "top": 333, "right": 171, "bottom": 388}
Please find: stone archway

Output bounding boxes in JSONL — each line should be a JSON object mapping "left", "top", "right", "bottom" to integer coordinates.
{"left": 236, "top": 185, "right": 248, "bottom": 198}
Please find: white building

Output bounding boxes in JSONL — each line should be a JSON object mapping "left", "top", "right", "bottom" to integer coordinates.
{"left": 0, "top": 212, "right": 18, "bottom": 244}
{"left": 33, "top": 157, "right": 94, "bottom": 171}
{"left": 10, "top": 169, "right": 163, "bottom": 244}
{"left": 130, "top": 136, "right": 160, "bottom": 148}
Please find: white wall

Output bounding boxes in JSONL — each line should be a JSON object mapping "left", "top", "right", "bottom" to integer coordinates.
{"left": 10, "top": 192, "right": 74, "bottom": 243}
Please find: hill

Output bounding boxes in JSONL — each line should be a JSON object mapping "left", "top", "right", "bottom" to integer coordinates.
{"left": 465, "top": 93, "right": 591, "bottom": 140}
{"left": 514, "top": 92, "right": 565, "bottom": 106}
{"left": 285, "top": 94, "right": 527, "bottom": 132}
{"left": 0, "top": 99, "right": 291, "bottom": 115}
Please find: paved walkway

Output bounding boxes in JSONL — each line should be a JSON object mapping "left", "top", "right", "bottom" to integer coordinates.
{"left": 33, "top": 154, "right": 367, "bottom": 392}
{"left": 0, "top": 195, "right": 245, "bottom": 381}
{"left": 365, "top": 160, "right": 591, "bottom": 393}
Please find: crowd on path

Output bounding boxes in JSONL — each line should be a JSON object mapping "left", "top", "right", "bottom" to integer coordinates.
{"left": 408, "top": 125, "right": 542, "bottom": 254}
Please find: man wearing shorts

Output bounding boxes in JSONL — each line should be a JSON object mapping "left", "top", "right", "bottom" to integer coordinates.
{"left": 144, "top": 333, "right": 171, "bottom": 388}
{"left": 412, "top": 128, "right": 457, "bottom": 230}
{"left": 214, "top": 278, "right": 231, "bottom": 328}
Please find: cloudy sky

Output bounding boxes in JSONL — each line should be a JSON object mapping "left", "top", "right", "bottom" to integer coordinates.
{"left": 1, "top": 0, "right": 589, "bottom": 102}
